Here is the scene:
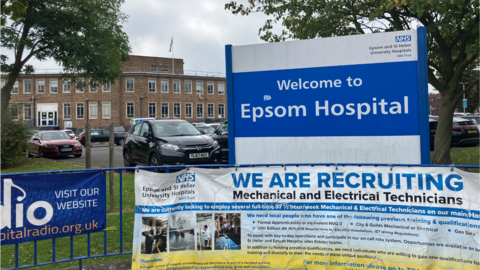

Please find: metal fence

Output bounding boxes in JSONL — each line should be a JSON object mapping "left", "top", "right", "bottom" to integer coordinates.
{"left": 2, "top": 163, "right": 479, "bottom": 270}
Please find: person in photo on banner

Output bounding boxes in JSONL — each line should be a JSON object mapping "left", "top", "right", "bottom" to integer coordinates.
{"left": 155, "top": 227, "right": 167, "bottom": 253}
{"left": 142, "top": 227, "right": 155, "bottom": 254}
{"left": 203, "top": 225, "right": 211, "bottom": 248}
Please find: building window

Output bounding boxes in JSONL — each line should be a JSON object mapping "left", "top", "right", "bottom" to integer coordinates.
{"left": 63, "top": 80, "right": 71, "bottom": 93}
{"left": 207, "top": 82, "right": 214, "bottom": 95}
{"left": 218, "top": 82, "right": 225, "bottom": 95}
{"left": 207, "top": 104, "right": 214, "bottom": 118}
{"left": 126, "top": 102, "right": 134, "bottom": 118}
{"left": 103, "top": 82, "right": 110, "bottom": 92}
{"left": 196, "top": 81, "right": 203, "bottom": 94}
{"left": 64, "top": 103, "right": 71, "bottom": 119}
{"left": 76, "top": 103, "right": 84, "bottom": 119}
{"left": 161, "top": 103, "right": 168, "bottom": 118}
{"left": 148, "top": 79, "right": 156, "bottom": 93}
{"left": 37, "top": 79, "right": 45, "bottom": 94}
{"left": 148, "top": 103, "right": 156, "bottom": 118}
{"left": 50, "top": 80, "right": 58, "bottom": 93}
{"left": 150, "top": 65, "right": 157, "bottom": 72}
{"left": 196, "top": 103, "right": 203, "bottom": 118}
{"left": 162, "top": 66, "right": 169, "bottom": 72}
{"left": 89, "top": 102, "right": 98, "bottom": 119}
{"left": 24, "top": 104, "right": 32, "bottom": 120}
{"left": 12, "top": 81, "right": 19, "bottom": 94}
{"left": 90, "top": 80, "right": 97, "bottom": 92}
{"left": 185, "top": 103, "right": 192, "bottom": 118}
{"left": 218, "top": 104, "right": 225, "bottom": 118}
{"left": 185, "top": 80, "right": 192, "bottom": 94}
{"left": 161, "top": 79, "right": 168, "bottom": 93}
{"left": 102, "top": 102, "right": 111, "bottom": 119}
{"left": 174, "top": 103, "right": 180, "bottom": 118}
{"left": 24, "top": 80, "right": 32, "bottom": 94}
{"left": 126, "top": 78, "right": 134, "bottom": 92}
{"left": 173, "top": 80, "right": 180, "bottom": 93}
{"left": 10, "top": 104, "right": 18, "bottom": 121}
{"left": 76, "top": 79, "right": 84, "bottom": 93}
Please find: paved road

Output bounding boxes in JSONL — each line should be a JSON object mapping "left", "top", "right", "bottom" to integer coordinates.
{"left": 67, "top": 143, "right": 125, "bottom": 168}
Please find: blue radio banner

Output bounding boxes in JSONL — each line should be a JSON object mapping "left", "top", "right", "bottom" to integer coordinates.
{"left": 1, "top": 172, "right": 106, "bottom": 245}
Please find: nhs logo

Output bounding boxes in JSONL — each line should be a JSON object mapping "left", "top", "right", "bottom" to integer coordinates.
{"left": 395, "top": 35, "right": 411, "bottom": 42}
{"left": 176, "top": 173, "right": 195, "bottom": 183}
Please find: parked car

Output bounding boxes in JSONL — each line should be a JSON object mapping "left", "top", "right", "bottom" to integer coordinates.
{"left": 27, "top": 131, "right": 82, "bottom": 158}
{"left": 123, "top": 120, "right": 221, "bottom": 169}
{"left": 61, "top": 129, "right": 76, "bottom": 139}
{"left": 209, "top": 121, "right": 229, "bottom": 163}
{"left": 195, "top": 125, "right": 215, "bottom": 135}
{"left": 114, "top": 126, "right": 129, "bottom": 146}
{"left": 460, "top": 115, "right": 480, "bottom": 131}
{"left": 429, "top": 117, "right": 479, "bottom": 150}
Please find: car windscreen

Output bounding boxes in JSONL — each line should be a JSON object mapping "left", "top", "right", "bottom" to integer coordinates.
{"left": 152, "top": 122, "right": 201, "bottom": 136}
{"left": 198, "top": 126, "right": 215, "bottom": 133}
{"left": 114, "top": 126, "right": 126, "bottom": 132}
{"left": 41, "top": 132, "right": 72, "bottom": 140}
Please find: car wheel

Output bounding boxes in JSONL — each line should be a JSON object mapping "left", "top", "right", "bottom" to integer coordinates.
{"left": 38, "top": 148, "right": 43, "bottom": 158}
{"left": 124, "top": 150, "right": 134, "bottom": 167}
{"left": 149, "top": 153, "right": 163, "bottom": 173}
{"left": 118, "top": 138, "right": 125, "bottom": 146}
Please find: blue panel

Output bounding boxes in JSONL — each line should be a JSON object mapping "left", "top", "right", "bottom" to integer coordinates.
{"left": 232, "top": 61, "right": 419, "bottom": 137}
{"left": 225, "top": 45, "right": 236, "bottom": 164}
{"left": 1, "top": 172, "right": 106, "bottom": 245}
{"left": 417, "top": 27, "right": 430, "bottom": 164}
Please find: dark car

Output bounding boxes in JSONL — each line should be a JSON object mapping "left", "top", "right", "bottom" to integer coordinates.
{"left": 27, "top": 131, "right": 82, "bottom": 158}
{"left": 114, "top": 126, "right": 129, "bottom": 146}
{"left": 122, "top": 120, "right": 221, "bottom": 169}
{"left": 209, "top": 121, "right": 229, "bottom": 163}
{"left": 195, "top": 125, "right": 215, "bottom": 135}
{"left": 429, "top": 117, "right": 479, "bottom": 150}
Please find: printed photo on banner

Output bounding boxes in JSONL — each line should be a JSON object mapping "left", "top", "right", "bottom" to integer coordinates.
{"left": 141, "top": 217, "right": 167, "bottom": 255}
{"left": 196, "top": 213, "right": 213, "bottom": 251}
{"left": 169, "top": 213, "right": 195, "bottom": 251}
{"left": 214, "top": 213, "right": 241, "bottom": 250}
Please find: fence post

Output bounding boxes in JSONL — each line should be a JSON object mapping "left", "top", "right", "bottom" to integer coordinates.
{"left": 109, "top": 123, "right": 115, "bottom": 212}
{"left": 85, "top": 123, "right": 91, "bottom": 169}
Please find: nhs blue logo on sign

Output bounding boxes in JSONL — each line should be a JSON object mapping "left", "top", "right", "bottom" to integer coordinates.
{"left": 176, "top": 173, "right": 195, "bottom": 183}
{"left": 395, "top": 35, "right": 411, "bottom": 42}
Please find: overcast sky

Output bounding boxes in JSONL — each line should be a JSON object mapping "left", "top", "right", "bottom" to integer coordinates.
{"left": 4, "top": 0, "right": 279, "bottom": 74}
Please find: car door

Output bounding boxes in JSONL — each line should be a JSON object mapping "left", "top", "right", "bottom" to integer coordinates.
{"left": 101, "top": 130, "right": 110, "bottom": 143}
{"left": 129, "top": 123, "right": 143, "bottom": 163}
{"left": 90, "top": 130, "right": 101, "bottom": 143}
{"left": 136, "top": 122, "right": 152, "bottom": 165}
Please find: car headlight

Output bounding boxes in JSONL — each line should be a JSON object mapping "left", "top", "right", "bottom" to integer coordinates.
{"left": 161, "top": 144, "right": 180, "bottom": 151}
{"left": 212, "top": 140, "right": 219, "bottom": 148}
{"left": 75, "top": 143, "right": 82, "bottom": 146}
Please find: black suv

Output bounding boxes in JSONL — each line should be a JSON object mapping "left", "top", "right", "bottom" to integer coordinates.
{"left": 209, "top": 121, "right": 229, "bottom": 163}
{"left": 123, "top": 120, "right": 221, "bottom": 168}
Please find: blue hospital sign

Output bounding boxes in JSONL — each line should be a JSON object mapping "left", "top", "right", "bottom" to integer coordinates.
{"left": 226, "top": 29, "right": 429, "bottom": 165}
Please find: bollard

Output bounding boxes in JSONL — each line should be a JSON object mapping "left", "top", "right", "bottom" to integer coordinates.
{"left": 109, "top": 123, "right": 115, "bottom": 212}
{"left": 85, "top": 123, "right": 91, "bottom": 169}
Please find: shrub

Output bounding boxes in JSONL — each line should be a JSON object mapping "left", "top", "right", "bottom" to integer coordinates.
{"left": 1, "top": 116, "right": 33, "bottom": 169}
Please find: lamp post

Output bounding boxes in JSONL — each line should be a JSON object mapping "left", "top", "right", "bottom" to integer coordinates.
{"left": 459, "top": 82, "right": 469, "bottom": 114}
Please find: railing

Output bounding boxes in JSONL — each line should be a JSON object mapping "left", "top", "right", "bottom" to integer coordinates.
{"left": 2, "top": 69, "right": 226, "bottom": 78}
{"left": 2, "top": 163, "right": 478, "bottom": 270}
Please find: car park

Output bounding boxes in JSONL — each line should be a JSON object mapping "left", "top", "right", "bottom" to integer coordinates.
{"left": 123, "top": 120, "right": 221, "bottom": 169}
{"left": 209, "top": 121, "right": 229, "bottom": 163}
{"left": 78, "top": 128, "right": 129, "bottom": 146}
{"left": 27, "top": 130, "right": 82, "bottom": 158}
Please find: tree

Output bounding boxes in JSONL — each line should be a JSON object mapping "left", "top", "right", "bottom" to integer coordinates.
{"left": 225, "top": 0, "right": 479, "bottom": 164}
{"left": 0, "top": 0, "right": 131, "bottom": 117}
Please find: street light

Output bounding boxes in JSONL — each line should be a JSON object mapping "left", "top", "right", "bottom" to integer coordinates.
{"left": 459, "top": 82, "right": 469, "bottom": 114}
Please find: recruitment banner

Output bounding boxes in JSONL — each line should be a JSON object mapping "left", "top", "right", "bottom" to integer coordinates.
{"left": 132, "top": 167, "right": 480, "bottom": 269}
{"left": 1, "top": 172, "right": 106, "bottom": 245}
